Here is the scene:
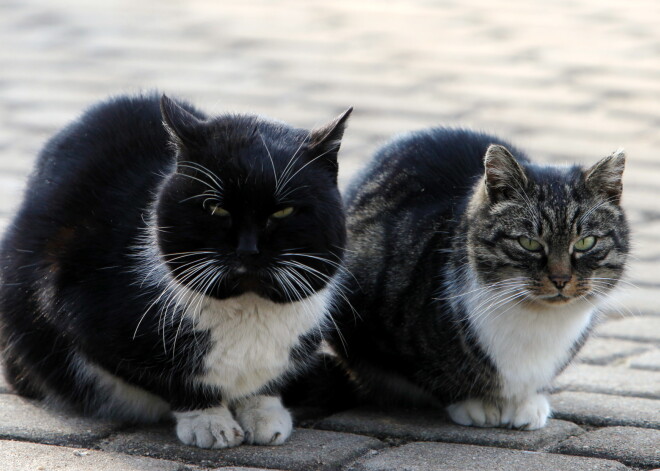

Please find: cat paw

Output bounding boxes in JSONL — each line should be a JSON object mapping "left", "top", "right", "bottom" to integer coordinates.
{"left": 173, "top": 406, "right": 244, "bottom": 449}
{"left": 446, "top": 398, "right": 501, "bottom": 427}
{"left": 234, "top": 395, "right": 292, "bottom": 445}
{"left": 501, "top": 394, "right": 551, "bottom": 430}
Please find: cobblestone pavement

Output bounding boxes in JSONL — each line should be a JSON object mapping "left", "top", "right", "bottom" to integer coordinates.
{"left": 0, "top": 0, "right": 659, "bottom": 470}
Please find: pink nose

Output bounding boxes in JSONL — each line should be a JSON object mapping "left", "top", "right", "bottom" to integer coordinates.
{"left": 549, "top": 274, "right": 571, "bottom": 290}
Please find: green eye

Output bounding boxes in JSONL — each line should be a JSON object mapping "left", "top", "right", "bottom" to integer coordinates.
{"left": 518, "top": 236, "right": 542, "bottom": 252}
{"left": 574, "top": 236, "right": 596, "bottom": 251}
{"left": 207, "top": 203, "right": 230, "bottom": 217}
{"left": 271, "top": 207, "right": 294, "bottom": 219}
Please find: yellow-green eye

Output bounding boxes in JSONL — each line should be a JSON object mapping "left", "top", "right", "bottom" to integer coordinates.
{"left": 271, "top": 207, "right": 294, "bottom": 219}
{"left": 574, "top": 236, "right": 596, "bottom": 251}
{"left": 207, "top": 203, "right": 230, "bottom": 217}
{"left": 518, "top": 236, "right": 542, "bottom": 252}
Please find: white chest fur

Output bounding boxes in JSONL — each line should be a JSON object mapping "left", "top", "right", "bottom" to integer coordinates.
{"left": 464, "top": 283, "right": 594, "bottom": 401}
{"left": 189, "top": 289, "right": 329, "bottom": 401}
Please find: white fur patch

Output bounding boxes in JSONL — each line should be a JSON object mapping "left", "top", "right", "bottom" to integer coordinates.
{"left": 191, "top": 289, "right": 330, "bottom": 401}
{"left": 463, "top": 277, "right": 594, "bottom": 402}
{"left": 174, "top": 406, "right": 244, "bottom": 449}
{"left": 234, "top": 395, "right": 292, "bottom": 445}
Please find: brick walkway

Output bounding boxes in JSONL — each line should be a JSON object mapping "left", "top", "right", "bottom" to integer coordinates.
{"left": 0, "top": 0, "right": 658, "bottom": 470}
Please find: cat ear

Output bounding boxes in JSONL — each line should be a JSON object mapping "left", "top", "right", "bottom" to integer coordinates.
{"left": 308, "top": 107, "right": 353, "bottom": 176}
{"left": 584, "top": 149, "right": 625, "bottom": 204}
{"left": 160, "top": 94, "right": 204, "bottom": 149}
{"left": 483, "top": 144, "right": 528, "bottom": 202}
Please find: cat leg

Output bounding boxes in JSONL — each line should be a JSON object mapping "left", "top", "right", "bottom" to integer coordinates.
{"left": 234, "top": 395, "right": 293, "bottom": 445}
{"left": 173, "top": 405, "right": 244, "bottom": 449}
{"left": 446, "top": 398, "right": 501, "bottom": 427}
{"left": 500, "top": 393, "right": 551, "bottom": 430}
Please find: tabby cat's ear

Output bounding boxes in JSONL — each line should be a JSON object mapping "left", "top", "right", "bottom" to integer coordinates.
{"left": 160, "top": 94, "right": 204, "bottom": 150}
{"left": 308, "top": 107, "right": 353, "bottom": 177}
{"left": 483, "top": 144, "right": 528, "bottom": 203}
{"left": 584, "top": 149, "right": 625, "bottom": 204}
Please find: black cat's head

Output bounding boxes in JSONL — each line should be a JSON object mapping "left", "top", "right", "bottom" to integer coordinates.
{"left": 154, "top": 95, "right": 352, "bottom": 303}
{"left": 466, "top": 144, "right": 629, "bottom": 308}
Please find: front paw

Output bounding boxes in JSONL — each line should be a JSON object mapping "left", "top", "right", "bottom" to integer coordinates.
{"left": 173, "top": 406, "right": 244, "bottom": 449}
{"left": 446, "top": 398, "right": 501, "bottom": 427}
{"left": 234, "top": 395, "right": 292, "bottom": 445}
{"left": 501, "top": 394, "right": 550, "bottom": 430}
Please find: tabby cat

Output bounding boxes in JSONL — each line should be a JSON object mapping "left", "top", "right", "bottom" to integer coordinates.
{"left": 323, "top": 128, "right": 628, "bottom": 429}
{"left": 0, "top": 93, "right": 351, "bottom": 448}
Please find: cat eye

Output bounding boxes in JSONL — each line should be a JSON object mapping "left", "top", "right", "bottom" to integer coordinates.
{"left": 518, "top": 236, "right": 542, "bottom": 252}
{"left": 207, "top": 203, "right": 230, "bottom": 217}
{"left": 574, "top": 236, "right": 596, "bottom": 251}
{"left": 271, "top": 207, "right": 294, "bottom": 219}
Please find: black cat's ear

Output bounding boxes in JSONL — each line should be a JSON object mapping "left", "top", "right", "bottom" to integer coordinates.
{"left": 308, "top": 107, "right": 353, "bottom": 176}
{"left": 483, "top": 144, "right": 528, "bottom": 202}
{"left": 160, "top": 94, "right": 204, "bottom": 149}
{"left": 584, "top": 149, "right": 625, "bottom": 204}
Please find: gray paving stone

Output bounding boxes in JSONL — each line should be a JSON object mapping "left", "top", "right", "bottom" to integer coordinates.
{"left": 346, "top": 442, "right": 630, "bottom": 471}
{"left": 576, "top": 337, "right": 651, "bottom": 365}
{"left": 630, "top": 348, "right": 660, "bottom": 371}
{"left": 554, "top": 363, "right": 660, "bottom": 399}
{"left": 0, "top": 393, "right": 122, "bottom": 447}
{"left": 596, "top": 316, "right": 660, "bottom": 343}
{"left": 551, "top": 391, "right": 660, "bottom": 428}
{"left": 316, "top": 407, "right": 583, "bottom": 451}
{"left": 553, "top": 426, "right": 660, "bottom": 468}
{"left": 0, "top": 439, "right": 199, "bottom": 471}
{"left": 102, "top": 424, "right": 384, "bottom": 471}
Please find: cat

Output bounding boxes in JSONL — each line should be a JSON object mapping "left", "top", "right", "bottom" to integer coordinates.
{"left": 312, "top": 127, "right": 629, "bottom": 430}
{"left": 0, "top": 93, "right": 352, "bottom": 448}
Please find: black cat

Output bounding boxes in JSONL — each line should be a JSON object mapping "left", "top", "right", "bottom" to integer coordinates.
{"left": 0, "top": 93, "right": 351, "bottom": 448}
{"left": 295, "top": 128, "right": 629, "bottom": 430}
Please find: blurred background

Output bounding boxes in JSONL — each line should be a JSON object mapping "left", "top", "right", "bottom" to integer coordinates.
{"left": 0, "top": 0, "right": 659, "bottom": 315}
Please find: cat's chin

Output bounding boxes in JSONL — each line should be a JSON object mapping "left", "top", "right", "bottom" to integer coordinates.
{"left": 526, "top": 294, "right": 581, "bottom": 309}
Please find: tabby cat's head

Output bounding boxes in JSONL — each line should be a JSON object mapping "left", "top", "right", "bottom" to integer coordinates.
{"left": 154, "top": 96, "right": 351, "bottom": 303}
{"left": 466, "top": 144, "right": 629, "bottom": 308}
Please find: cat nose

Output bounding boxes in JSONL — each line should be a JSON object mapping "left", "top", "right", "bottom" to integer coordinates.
{"left": 549, "top": 274, "right": 571, "bottom": 290}
{"left": 236, "top": 231, "right": 259, "bottom": 257}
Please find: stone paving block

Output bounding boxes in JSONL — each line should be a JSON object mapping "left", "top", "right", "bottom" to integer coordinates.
{"left": 102, "top": 424, "right": 384, "bottom": 471}
{"left": 315, "top": 407, "right": 583, "bottom": 451}
{"left": 630, "top": 348, "right": 660, "bottom": 371}
{"left": 553, "top": 426, "right": 660, "bottom": 468}
{"left": 346, "top": 442, "right": 630, "bottom": 471}
{"left": 551, "top": 391, "right": 660, "bottom": 428}
{"left": 0, "top": 393, "right": 123, "bottom": 447}
{"left": 0, "top": 439, "right": 198, "bottom": 471}
{"left": 596, "top": 316, "right": 660, "bottom": 343}
{"left": 554, "top": 363, "right": 660, "bottom": 399}
{"left": 576, "top": 337, "right": 651, "bottom": 365}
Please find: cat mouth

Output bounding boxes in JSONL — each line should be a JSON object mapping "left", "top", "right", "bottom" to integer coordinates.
{"left": 539, "top": 293, "right": 573, "bottom": 304}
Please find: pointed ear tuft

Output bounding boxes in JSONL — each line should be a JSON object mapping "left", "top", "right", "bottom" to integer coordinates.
{"left": 308, "top": 107, "right": 353, "bottom": 176}
{"left": 160, "top": 94, "right": 204, "bottom": 149}
{"left": 584, "top": 149, "right": 626, "bottom": 204}
{"left": 483, "top": 144, "right": 528, "bottom": 202}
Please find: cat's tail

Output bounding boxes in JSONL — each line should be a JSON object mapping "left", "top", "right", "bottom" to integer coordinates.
{"left": 282, "top": 353, "right": 363, "bottom": 413}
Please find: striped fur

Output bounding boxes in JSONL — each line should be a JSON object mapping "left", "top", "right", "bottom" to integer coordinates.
{"left": 327, "top": 128, "right": 629, "bottom": 429}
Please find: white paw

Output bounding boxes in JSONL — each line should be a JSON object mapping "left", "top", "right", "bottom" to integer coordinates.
{"left": 446, "top": 398, "right": 501, "bottom": 427}
{"left": 173, "top": 406, "right": 244, "bottom": 449}
{"left": 234, "top": 395, "right": 292, "bottom": 446}
{"left": 501, "top": 394, "right": 551, "bottom": 430}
